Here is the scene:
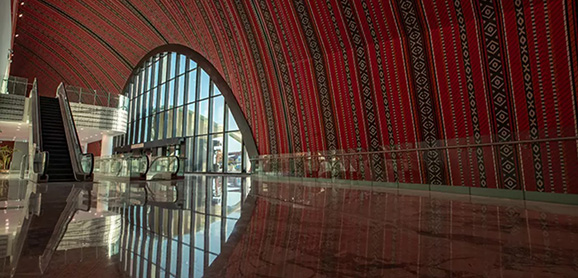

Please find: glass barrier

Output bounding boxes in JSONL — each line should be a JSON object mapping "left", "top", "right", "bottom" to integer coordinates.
{"left": 64, "top": 85, "right": 128, "bottom": 110}
{"left": 146, "top": 156, "right": 181, "bottom": 180}
{"left": 94, "top": 155, "right": 149, "bottom": 179}
{"left": 250, "top": 136, "right": 578, "bottom": 195}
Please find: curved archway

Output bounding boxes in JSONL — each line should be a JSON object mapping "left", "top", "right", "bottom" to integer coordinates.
{"left": 120, "top": 45, "right": 257, "bottom": 173}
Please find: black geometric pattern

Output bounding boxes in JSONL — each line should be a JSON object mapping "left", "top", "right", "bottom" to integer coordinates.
{"left": 361, "top": 0, "right": 398, "bottom": 182}
{"left": 257, "top": 0, "right": 304, "bottom": 174}
{"left": 514, "top": 0, "right": 545, "bottom": 191}
{"left": 325, "top": 0, "right": 362, "bottom": 150}
{"left": 194, "top": 1, "right": 229, "bottom": 84}
{"left": 339, "top": 0, "right": 385, "bottom": 181}
{"left": 213, "top": 0, "right": 252, "bottom": 125}
{"left": 479, "top": 0, "right": 518, "bottom": 189}
{"left": 256, "top": 0, "right": 301, "bottom": 153}
{"left": 271, "top": 1, "right": 311, "bottom": 152}
{"left": 293, "top": 0, "right": 338, "bottom": 151}
{"left": 397, "top": 0, "right": 445, "bottom": 185}
{"left": 233, "top": 0, "right": 278, "bottom": 154}
{"left": 452, "top": 0, "right": 488, "bottom": 187}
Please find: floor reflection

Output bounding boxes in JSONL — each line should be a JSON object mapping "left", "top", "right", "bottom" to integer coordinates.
{"left": 0, "top": 176, "right": 576, "bottom": 277}
{"left": 118, "top": 176, "right": 250, "bottom": 278}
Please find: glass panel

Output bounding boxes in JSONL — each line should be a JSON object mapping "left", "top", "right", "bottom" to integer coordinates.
{"left": 169, "top": 53, "right": 177, "bottom": 80}
{"left": 140, "top": 70, "right": 146, "bottom": 94}
{"left": 161, "top": 54, "right": 168, "bottom": 83}
{"left": 143, "top": 89, "right": 150, "bottom": 116}
{"left": 158, "top": 84, "right": 166, "bottom": 111}
{"left": 179, "top": 54, "right": 187, "bottom": 75}
{"left": 208, "top": 177, "right": 222, "bottom": 215}
{"left": 226, "top": 106, "right": 238, "bottom": 131}
{"left": 226, "top": 132, "right": 242, "bottom": 173}
{"left": 186, "top": 138, "right": 194, "bottom": 172}
{"left": 188, "top": 59, "right": 197, "bottom": 70}
{"left": 208, "top": 134, "right": 224, "bottom": 172}
{"left": 187, "top": 69, "right": 197, "bottom": 104}
{"left": 135, "top": 95, "right": 141, "bottom": 119}
{"left": 177, "top": 75, "right": 185, "bottom": 106}
{"left": 152, "top": 58, "right": 159, "bottom": 86}
{"left": 167, "top": 79, "right": 175, "bottom": 110}
{"left": 185, "top": 104, "right": 195, "bottom": 136}
{"left": 197, "top": 100, "right": 209, "bottom": 135}
{"left": 199, "top": 70, "right": 210, "bottom": 99}
{"left": 134, "top": 119, "right": 140, "bottom": 143}
{"left": 175, "top": 106, "right": 183, "bottom": 137}
{"left": 194, "top": 136, "right": 208, "bottom": 172}
{"left": 193, "top": 176, "right": 206, "bottom": 213}
{"left": 144, "top": 116, "right": 149, "bottom": 142}
{"left": 211, "top": 83, "right": 221, "bottom": 96}
{"left": 209, "top": 216, "right": 221, "bottom": 254}
{"left": 226, "top": 177, "right": 242, "bottom": 215}
{"left": 167, "top": 109, "right": 174, "bottom": 139}
{"left": 158, "top": 111, "right": 166, "bottom": 140}
{"left": 151, "top": 87, "right": 157, "bottom": 113}
{"left": 211, "top": 96, "right": 224, "bottom": 133}
{"left": 144, "top": 66, "right": 151, "bottom": 92}
{"left": 150, "top": 114, "right": 157, "bottom": 141}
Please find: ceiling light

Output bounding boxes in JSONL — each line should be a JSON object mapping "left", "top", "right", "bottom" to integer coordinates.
{"left": 15, "top": 34, "right": 19, "bottom": 38}
{"left": 21, "top": 2, "right": 24, "bottom": 6}
{"left": 18, "top": 14, "right": 23, "bottom": 18}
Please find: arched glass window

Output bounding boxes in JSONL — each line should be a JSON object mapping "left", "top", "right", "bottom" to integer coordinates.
{"left": 120, "top": 52, "right": 250, "bottom": 173}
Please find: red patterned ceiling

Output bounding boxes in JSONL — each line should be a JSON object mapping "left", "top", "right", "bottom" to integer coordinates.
{"left": 11, "top": 0, "right": 578, "bottom": 192}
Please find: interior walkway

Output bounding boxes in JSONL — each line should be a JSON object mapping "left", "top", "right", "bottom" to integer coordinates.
{"left": 0, "top": 175, "right": 576, "bottom": 277}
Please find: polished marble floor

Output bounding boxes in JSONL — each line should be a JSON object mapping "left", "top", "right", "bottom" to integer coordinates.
{"left": 0, "top": 175, "right": 576, "bottom": 277}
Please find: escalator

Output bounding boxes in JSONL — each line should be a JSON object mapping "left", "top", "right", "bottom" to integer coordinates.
{"left": 29, "top": 80, "right": 94, "bottom": 182}
{"left": 38, "top": 97, "right": 75, "bottom": 181}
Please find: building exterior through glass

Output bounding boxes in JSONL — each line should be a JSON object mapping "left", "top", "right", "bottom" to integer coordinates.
{"left": 115, "top": 52, "right": 250, "bottom": 173}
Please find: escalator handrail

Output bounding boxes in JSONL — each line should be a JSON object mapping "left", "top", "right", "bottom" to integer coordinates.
{"left": 31, "top": 79, "right": 42, "bottom": 150}
{"left": 56, "top": 83, "right": 94, "bottom": 181}
{"left": 29, "top": 79, "right": 48, "bottom": 177}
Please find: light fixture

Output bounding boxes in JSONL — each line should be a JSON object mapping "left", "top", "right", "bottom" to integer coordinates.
{"left": 20, "top": 2, "right": 24, "bottom": 6}
{"left": 15, "top": 34, "right": 19, "bottom": 38}
{"left": 18, "top": 14, "right": 23, "bottom": 18}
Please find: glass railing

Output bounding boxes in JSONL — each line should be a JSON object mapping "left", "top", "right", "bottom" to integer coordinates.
{"left": 146, "top": 156, "right": 182, "bottom": 180}
{"left": 251, "top": 135, "right": 578, "bottom": 195}
{"left": 56, "top": 83, "right": 94, "bottom": 181}
{"left": 28, "top": 79, "right": 49, "bottom": 181}
{"left": 94, "top": 156, "right": 123, "bottom": 176}
{"left": 64, "top": 85, "right": 128, "bottom": 110}
{"left": 94, "top": 155, "right": 149, "bottom": 179}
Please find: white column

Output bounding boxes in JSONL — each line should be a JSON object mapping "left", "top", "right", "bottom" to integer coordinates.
{"left": 101, "top": 134, "right": 113, "bottom": 156}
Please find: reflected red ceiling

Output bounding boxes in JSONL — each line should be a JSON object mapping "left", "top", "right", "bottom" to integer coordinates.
{"left": 11, "top": 0, "right": 578, "bottom": 191}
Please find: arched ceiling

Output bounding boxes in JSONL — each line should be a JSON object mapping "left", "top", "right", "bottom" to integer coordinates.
{"left": 11, "top": 0, "right": 578, "bottom": 190}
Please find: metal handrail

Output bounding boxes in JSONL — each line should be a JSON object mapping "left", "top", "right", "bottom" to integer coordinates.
{"left": 30, "top": 79, "right": 42, "bottom": 149}
{"left": 56, "top": 83, "right": 94, "bottom": 181}
{"left": 29, "top": 79, "right": 48, "bottom": 179}
{"left": 251, "top": 136, "right": 578, "bottom": 161}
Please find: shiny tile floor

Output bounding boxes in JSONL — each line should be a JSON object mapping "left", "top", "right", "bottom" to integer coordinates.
{"left": 0, "top": 175, "right": 577, "bottom": 277}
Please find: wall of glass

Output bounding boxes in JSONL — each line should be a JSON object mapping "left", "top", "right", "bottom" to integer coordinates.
{"left": 120, "top": 52, "right": 250, "bottom": 173}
